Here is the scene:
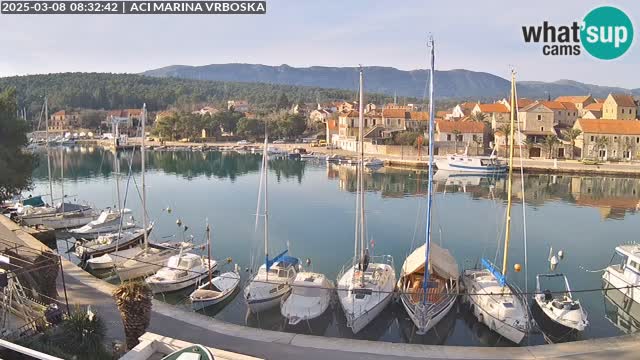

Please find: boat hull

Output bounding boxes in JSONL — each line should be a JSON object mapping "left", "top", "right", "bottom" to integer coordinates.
{"left": 345, "top": 291, "right": 393, "bottom": 334}
{"left": 147, "top": 272, "right": 209, "bottom": 294}
{"left": 603, "top": 267, "right": 640, "bottom": 305}
{"left": 246, "top": 289, "right": 289, "bottom": 313}
{"left": 23, "top": 213, "right": 96, "bottom": 229}
{"left": 434, "top": 158, "right": 507, "bottom": 174}
{"left": 400, "top": 293, "right": 457, "bottom": 335}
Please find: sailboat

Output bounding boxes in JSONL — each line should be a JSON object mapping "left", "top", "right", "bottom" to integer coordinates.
{"left": 336, "top": 67, "right": 396, "bottom": 334}
{"left": 397, "top": 37, "right": 459, "bottom": 335}
{"left": 461, "top": 69, "right": 529, "bottom": 344}
{"left": 189, "top": 223, "right": 240, "bottom": 311}
{"left": 115, "top": 104, "right": 192, "bottom": 281}
{"left": 70, "top": 151, "right": 134, "bottom": 238}
{"left": 244, "top": 128, "right": 300, "bottom": 313}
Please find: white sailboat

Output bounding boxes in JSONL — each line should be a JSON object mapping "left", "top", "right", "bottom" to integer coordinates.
{"left": 190, "top": 224, "right": 240, "bottom": 311}
{"left": 336, "top": 67, "right": 396, "bottom": 334}
{"left": 115, "top": 104, "right": 189, "bottom": 281}
{"left": 74, "top": 225, "right": 152, "bottom": 261}
{"left": 397, "top": 38, "right": 459, "bottom": 335}
{"left": 461, "top": 69, "right": 529, "bottom": 344}
{"left": 244, "top": 128, "right": 300, "bottom": 313}
{"left": 18, "top": 98, "right": 97, "bottom": 229}
{"left": 281, "top": 271, "right": 335, "bottom": 325}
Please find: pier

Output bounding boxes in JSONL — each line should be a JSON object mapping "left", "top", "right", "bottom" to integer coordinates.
{"left": 2, "top": 216, "right": 640, "bottom": 359}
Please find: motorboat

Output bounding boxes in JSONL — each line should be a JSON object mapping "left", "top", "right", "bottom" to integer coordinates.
{"left": 115, "top": 242, "right": 195, "bottom": 282}
{"left": 434, "top": 147, "right": 507, "bottom": 174}
{"left": 145, "top": 252, "right": 217, "bottom": 293}
{"left": 19, "top": 202, "right": 98, "bottom": 230}
{"left": 87, "top": 241, "right": 191, "bottom": 272}
{"left": 74, "top": 225, "right": 152, "bottom": 261}
{"left": 244, "top": 254, "right": 300, "bottom": 313}
{"left": 85, "top": 246, "right": 143, "bottom": 271}
{"left": 534, "top": 273, "right": 588, "bottom": 332}
{"left": 281, "top": 271, "right": 335, "bottom": 325}
{"left": 160, "top": 344, "right": 214, "bottom": 360}
{"left": 68, "top": 208, "right": 135, "bottom": 239}
{"left": 364, "top": 158, "right": 384, "bottom": 168}
{"left": 602, "top": 244, "right": 640, "bottom": 305}
{"left": 190, "top": 265, "right": 241, "bottom": 311}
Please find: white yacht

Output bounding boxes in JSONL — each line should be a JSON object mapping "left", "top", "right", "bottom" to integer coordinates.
{"left": 145, "top": 252, "right": 217, "bottom": 294}
{"left": 245, "top": 255, "right": 299, "bottom": 313}
{"left": 602, "top": 244, "right": 640, "bottom": 305}
{"left": 116, "top": 242, "right": 194, "bottom": 281}
{"left": 19, "top": 202, "right": 97, "bottom": 230}
{"left": 461, "top": 70, "right": 529, "bottom": 344}
{"left": 281, "top": 272, "right": 334, "bottom": 325}
{"left": 434, "top": 148, "right": 507, "bottom": 174}
{"left": 69, "top": 208, "right": 135, "bottom": 239}
{"left": 337, "top": 68, "right": 396, "bottom": 334}
{"left": 534, "top": 273, "right": 588, "bottom": 332}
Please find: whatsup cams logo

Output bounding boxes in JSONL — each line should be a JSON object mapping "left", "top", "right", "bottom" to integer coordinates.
{"left": 522, "top": 6, "right": 634, "bottom": 60}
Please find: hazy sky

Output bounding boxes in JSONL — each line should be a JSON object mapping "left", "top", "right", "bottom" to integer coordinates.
{"left": 0, "top": 0, "right": 638, "bottom": 87}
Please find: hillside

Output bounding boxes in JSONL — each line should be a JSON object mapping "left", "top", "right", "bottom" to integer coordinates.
{"left": 143, "top": 63, "right": 640, "bottom": 99}
{"left": 0, "top": 72, "right": 394, "bottom": 115}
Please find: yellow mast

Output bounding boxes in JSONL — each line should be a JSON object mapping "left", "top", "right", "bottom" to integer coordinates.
{"left": 501, "top": 69, "right": 516, "bottom": 277}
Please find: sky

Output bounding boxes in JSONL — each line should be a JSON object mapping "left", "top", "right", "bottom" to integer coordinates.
{"left": 0, "top": 0, "right": 638, "bottom": 88}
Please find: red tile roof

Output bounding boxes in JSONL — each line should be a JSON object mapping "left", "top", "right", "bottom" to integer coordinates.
{"left": 609, "top": 94, "right": 636, "bottom": 107}
{"left": 408, "top": 111, "right": 430, "bottom": 121}
{"left": 540, "top": 101, "right": 568, "bottom": 110}
{"left": 584, "top": 103, "right": 603, "bottom": 111}
{"left": 476, "top": 103, "right": 509, "bottom": 113}
{"left": 382, "top": 109, "right": 407, "bottom": 118}
{"left": 436, "top": 119, "right": 484, "bottom": 133}
{"left": 52, "top": 110, "right": 66, "bottom": 116}
{"left": 560, "top": 102, "right": 577, "bottom": 110}
{"left": 575, "top": 118, "right": 640, "bottom": 135}
{"left": 340, "top": 110, "right": 359, "bottom": 118}
{"left": 554, "top": 96, "right": 592, "bottom": 104}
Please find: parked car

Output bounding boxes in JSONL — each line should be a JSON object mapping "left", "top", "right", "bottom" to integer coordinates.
{"left": 237, "top": 140, "right": 250, "bottom": 145}
{"left": 272, "top": 139, "right": 285, "bottom": 144}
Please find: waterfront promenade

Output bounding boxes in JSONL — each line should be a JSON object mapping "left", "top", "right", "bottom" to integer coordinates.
{"left": 2, "top": 216, "right": 640, "bottom": 359}
{"left": 106, "top": 138, "right": 640, "bottom": 176}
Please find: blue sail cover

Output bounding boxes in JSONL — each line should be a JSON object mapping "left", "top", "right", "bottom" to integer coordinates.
{"left": 482, "top": 258, "right": 506, "bottom": 287}
{"left": 266, "top": 250, "right": 298, "bottom": 269}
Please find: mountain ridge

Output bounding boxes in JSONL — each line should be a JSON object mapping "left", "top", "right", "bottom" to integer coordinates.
{"left": 142, "top": 63, "right": 640, "bottom": 99}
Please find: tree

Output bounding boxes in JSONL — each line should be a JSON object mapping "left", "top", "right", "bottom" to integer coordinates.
{"left": 393, "top": 131, "right": 421, "bottom": 147}
{"left": 78, "top": 109, "right": 107, "bottom": 130}
{"left": 470, "top": 111, "right": 488, "bottom": 124}
{"left": 543, "top": 135, "right": 559, "bottom": 159}
{"left": 276, "top": 92, "right": 290, "bottom": 110}
{"left": 595, "top": 136, "right": 609, "bottom": 160}
{"left": 561, "top": 128, "right": 582, "bottom": 160}
{"left": 0, "top": 88, "right": 35, "bottom": 202}
{"left": 523, "top": 138, "right": 534, "bottom": 158}
{"left": 497, "top": 123, "right": 512, "bottom": 150}
{"left": 236, "top": 117, "right": 263, "bottom": 139}
{"left": 113, "top": 281, "right": 152, "bottom": 350}
{"left": 153, "top": 113, "right": 178, "bottom": 140}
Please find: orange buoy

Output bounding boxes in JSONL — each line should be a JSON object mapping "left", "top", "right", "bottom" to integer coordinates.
{"left": 514, "top": 263, "right": 522, "bottom": 272}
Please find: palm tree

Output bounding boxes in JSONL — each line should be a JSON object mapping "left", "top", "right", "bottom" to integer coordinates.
{"left": 595, "top": 136, "right": 609, "bottom": 160}
{"left": 470, "top": 111, "right": 488, "bottom": 124}
{"left": 113, "top": 281, "right": 153, "bottom": 350}
{"left": 561, "top": 128, "right": 582, "bottom": 160}
{"left": 544, "top": 135, "right": 559, "bottom": 159}
{"left": 452, "top": 129, "right": 462, "bottom": 153}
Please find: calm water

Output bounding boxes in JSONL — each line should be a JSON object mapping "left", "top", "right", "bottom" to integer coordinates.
{"left": 30, "top": 146, "right": 640, "bottom": 346}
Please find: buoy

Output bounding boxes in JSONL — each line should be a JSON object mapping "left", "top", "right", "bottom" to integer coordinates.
{"left": 176, "top": 219, "right": 182, "bottom": 227}
{"left": 306, "top": 258, "right": 312, "bottom": 267}
{"left": 558, "top": 250, "right": 564, "bottom": 259}
{"left": 550, "top": 255, "right": 559, "bottom": 271}
{"left": 167, "top": 207, "right": 172, "bottom": 213}
{"left": 514, "top": 263, "right": 522, "bottom": 272}
{"left": 226, "top": 257, "right": 232, "bottom": 263}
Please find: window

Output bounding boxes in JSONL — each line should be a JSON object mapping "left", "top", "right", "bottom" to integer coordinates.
{"left": 540, "top": 127, "right": 544, "bottom": 131}
{"left": 614, "top": 136, "right": 618, "bottom": 141}
{"left": 537, "top": 115, "right": 542, "bottom": 120}
{"left": 591, "top": 136, "right": 595, "bottom": 141}
{"left": 473, "top": 134, "right": 478, "bottom": 142}
{"left": 637, "top": 137, "right": 639, "bottom": 144}
{"left": 622, "top": 109, "right": 625, "bottom": 114}
{"left": 447, "top": 134, "right": 451, "bottom": 141}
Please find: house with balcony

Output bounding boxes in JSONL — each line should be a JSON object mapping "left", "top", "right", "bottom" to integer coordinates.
{"left": 48, "top": 110, "right": 80, "bottom": 132}
{"left": 573, "top": 118, "right": 640, "bottom": 160}
{"left": 540, "top": 101, "right": 578, "bottom": 127}
{"left": 434, "top": 120, "right": 486, "bottom": 152}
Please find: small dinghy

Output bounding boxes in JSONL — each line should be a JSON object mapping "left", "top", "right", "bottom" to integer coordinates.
{"left": 190, "top": 265, "right": 241, "bottom": 311}
{"left": 281, "top": 271, "right": 334, "bottom": 325}
{"left": 364, "top": 158, "right": 384, "bottom": 168}
{"left": 534, "top": 273, "right": 588, "bottom": 332}
{"left": 161, "top": 344, "right": 214, "bottom": 360}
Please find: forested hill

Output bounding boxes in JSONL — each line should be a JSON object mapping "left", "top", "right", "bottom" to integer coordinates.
{"left": 143, "top": 63, "right": 640, "bottom": 99}
{"left": 0, "top": 72, "right": 395, "bottom": 115}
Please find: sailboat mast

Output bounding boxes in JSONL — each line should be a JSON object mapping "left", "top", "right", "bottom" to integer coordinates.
{"left": 358, "top": 67, "right": 365, "bottom": 263}
{"left": 61, "top": 147, "right": 65, "bottom": 212}
{"left": 423, "top": 37, "right": 436, "bottom": 301}
{"left": 501, "top": 70, "right": 517, "bottom": 277}
{"left": 263, "top": 119, "right": 269, "bottom": 281}
{"left": 207, "top": 222, "right": 212, "bottom": 284}
{"left": 114, "top": 149, "right": 121, "bottom": 212}
{"left": 44, "top": 97, "right": 54, "bottom": 206}
{"left": 141, "top": 104, "right": 148, "bottom": 251}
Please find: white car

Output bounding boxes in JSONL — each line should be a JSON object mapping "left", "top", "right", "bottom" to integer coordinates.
{"left": 236, "top": 140, "right": 250, "bottom": 145}
{"left": 272, "top": 139, "right": 285, "bottom": 144}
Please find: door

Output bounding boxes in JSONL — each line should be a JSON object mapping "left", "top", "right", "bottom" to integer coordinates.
{"left": 557, "top": 148, "right": 565, "bottom": 158}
